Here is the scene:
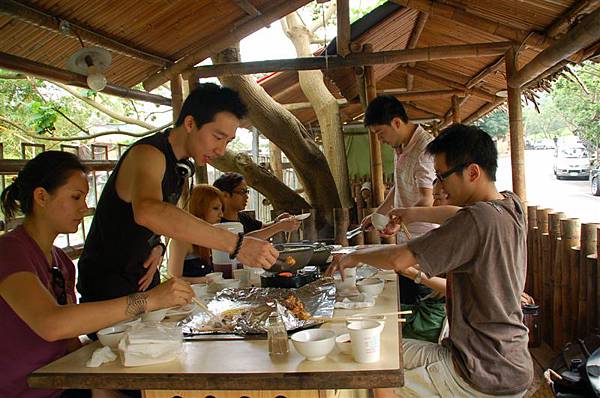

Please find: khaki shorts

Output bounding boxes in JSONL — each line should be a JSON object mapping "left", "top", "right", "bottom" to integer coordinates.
{"left": 390, "top": 339, "right": 527, "bottom": 398}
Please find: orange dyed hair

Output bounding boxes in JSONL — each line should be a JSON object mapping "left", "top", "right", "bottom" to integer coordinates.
{"left": 188, "top": 184, "right": 225, "bottom": 220}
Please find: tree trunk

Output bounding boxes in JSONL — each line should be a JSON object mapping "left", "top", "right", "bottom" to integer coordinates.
{"left": 284, "top": 13, "right": 353, "bottom": 208}
{"left": 211, "top": 150, "right": 309, "bottom": 211}
{"left": 269, "top": 141, "right": 284, "bottom": 181}
{"left": 215, "top": 46, "right": 341, "bottom": 225}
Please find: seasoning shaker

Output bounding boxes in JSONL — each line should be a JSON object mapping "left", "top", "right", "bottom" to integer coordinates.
{"left": 267, "top": 312, "right": 289, "bottom": 356}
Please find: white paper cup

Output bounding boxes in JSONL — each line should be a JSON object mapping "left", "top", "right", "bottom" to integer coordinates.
{"left": 205, "top": 272, "right": 223, "bottom": 283}
{"left": 211, "top": 222, "right": 244, "bottom": 265}
{"left": 343, "top": 268, "right": 357, "bottom": 278}
{"left": 347, "top": 320, "right": 384, "bottom": 363}
{"left": 232, "top": 268, "right": 249, "bottom": 283}
{"left": 191, "top": 283, "right": 208, "bottom": 297}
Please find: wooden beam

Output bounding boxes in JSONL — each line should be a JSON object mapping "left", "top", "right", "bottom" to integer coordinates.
{"left": 0, "top": 0, "right": 171, "bottom": 67}
{"left": 505, "top": 47, "right": 526, "bottom": 201}
{"left": 390, "top": 0, "right": 552, "bottom": 50}
{"left": 405, "top": 102, "right": 444, "bottom": 118}
{"left": 142, "top": 0, "right": 311, "bottom": 91}
{"left": 336, "top": 0, "right": 350, "bottom": 57}
{"left": 0, "top": 159, "right": 116, "bottom": 174}
{"left": 0, "top": 52, "right": 171, "bottom": 106}
{"left": 364, "top": 44, "right": 385, "bottom": 207}
{"left": 188, "top": 41, "right": 512, "bottom": 78}
{"left": 546, "top": 0, "right": 599, "bottom": 38}
{"left": 452, "top": 95, "right": 461, "bottom": 123}
{"left": 465, "top": 56, "right": 505, "bottom": 89}
{"left": 378, "top": 88, "right": 465, "bottom": 101}
{"left": 171, "top": 75, "right": 183, "bottom": 122}
{"left": 232, "top": 0, "right": 262, "bottom": 17}
{"left": 399, "top": 65, "right": 498, "bottom": 102}
{"left": 406, "top": 11, "right": 429, "bottom": 90}
{"left": 509, "top": 8, "right": 600, "bottom": 88}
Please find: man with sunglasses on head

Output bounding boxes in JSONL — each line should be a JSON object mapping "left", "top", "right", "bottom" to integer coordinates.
{"left": 213, "top": 172, "right": 300, "bottom": 239}
{"left": 329, "top": 124, "right": 532, "bottom": 397}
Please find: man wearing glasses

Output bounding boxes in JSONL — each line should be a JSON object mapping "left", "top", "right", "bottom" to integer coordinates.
{"left": 361, "top": 95, "right": 435, "bottom": 239}
{"left": 330, "top": 124, "right": 532, "bottom": 397}
{"left": 213, "top": 172, "right": 300, "bottom": 239}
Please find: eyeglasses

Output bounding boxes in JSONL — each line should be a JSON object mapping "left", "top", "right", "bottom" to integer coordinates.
{"left": 435, "top": 163, "right": 468, "bottom": 183}
{"left": 49, "top": 266, "right": 67, "bottom": 305}
{"left": 233, "top": 188, "right": 250, "bottom": 196}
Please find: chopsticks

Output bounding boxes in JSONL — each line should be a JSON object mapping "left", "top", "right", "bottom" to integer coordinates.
{"left": 310, "top": 310, "right": 412, "bottom": 323}
{"left": 166, "top": 273, "right": 219, "bottom": 320}
{"left": 400, "top": 223, "right": 412, "bottom": 240}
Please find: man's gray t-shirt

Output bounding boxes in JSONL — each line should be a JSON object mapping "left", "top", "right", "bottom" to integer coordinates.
{"left": 407, "top": 191, "right": 533, "bottom": 395}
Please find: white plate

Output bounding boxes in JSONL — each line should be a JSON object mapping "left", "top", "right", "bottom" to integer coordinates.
{"left": 294, "top": 213, "right": 311, "bottom": 221}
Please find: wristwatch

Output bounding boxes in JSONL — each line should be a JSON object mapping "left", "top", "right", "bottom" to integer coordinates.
{"left": 414, "top": 271, "right": 422, "bottom": 284}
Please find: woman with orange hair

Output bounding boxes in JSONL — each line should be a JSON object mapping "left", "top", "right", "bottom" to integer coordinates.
{"left": 168, "top": 185, "right": 225, "bottom": 284}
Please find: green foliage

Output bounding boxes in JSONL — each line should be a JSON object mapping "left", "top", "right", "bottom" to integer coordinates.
{"left": 474, "top": 108, "right": 508, "bottom": 137}
{"left": 28, "top": 102, "right": 59, "bottom": 134}
{"left": 523, "top": 94, "right": 568, "bottom": 140}
{"left": 550, "top": 62, "right": 600, "bottom": 149}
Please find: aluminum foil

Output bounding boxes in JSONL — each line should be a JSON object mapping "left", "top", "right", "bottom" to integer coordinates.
{"left": 181, "top": 278, "right": 336, "bottom": 336}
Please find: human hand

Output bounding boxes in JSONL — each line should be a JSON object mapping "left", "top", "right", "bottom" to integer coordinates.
{"left": 379, "top": 223, "right": 401, "bottom": 238}
{"left": 325, "top": 253, "right": 360, "bottom": 278}
{"left": 138, "top": 244, "right": 164, "bottom": 291}
{"left": 277, "top": 216, "right": 301, "bottom": 232}
{"left": 388, "top": 207, "right": 415, "bottom": 226}
{"left": 147, "top": 277, "right": 193, "bottom": 311}
{"left": 274, "top": 212, "right": 291, "bottom": 222}
{"left": 236, "top": 236, "right": 279, "bottom": 270}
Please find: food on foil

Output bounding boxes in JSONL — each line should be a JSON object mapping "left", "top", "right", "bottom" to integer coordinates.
{"left": 283, "top": 295, "right": 311, "bottom": 320}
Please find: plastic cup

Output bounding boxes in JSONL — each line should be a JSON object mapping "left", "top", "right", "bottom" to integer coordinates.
{"left": 347, "top": 320, "right": 384, "bottom": 363}
{"left": 191, "top": 283, "right": 208, "bottom": 297}
{"left": 211, "top": 222, "right": 244, "bottom": 274}
{"left": 233, "top": 268, "right": 249, "bottom": 283}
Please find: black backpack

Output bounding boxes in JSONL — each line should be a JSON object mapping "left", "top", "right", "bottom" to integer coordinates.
{"left": 547, "top": 335, "right": 600, "bottom": 397}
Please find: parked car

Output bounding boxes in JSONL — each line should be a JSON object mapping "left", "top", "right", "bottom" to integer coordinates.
{"left": 533, "top": 139, "right": 556, "bottom": 150}
{"left": 591, "top": 163, "right": 600, "bottom": 196}
{"left": 553, "top": 145, "right": 590, "bottom": 180}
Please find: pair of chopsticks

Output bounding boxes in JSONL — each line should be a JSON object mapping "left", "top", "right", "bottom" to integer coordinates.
{"left": 399, "top": 223, "right": 412, "bottom": 240}
{"left": 166, "top": 273, "right": 220, "bottom": 320}
{"left": 311, "top": 310, "right": 412, "bottom": 323}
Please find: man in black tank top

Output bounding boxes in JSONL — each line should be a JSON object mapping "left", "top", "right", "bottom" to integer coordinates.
{"left": 77, "top": 83, "right": 279, "bottom": 303}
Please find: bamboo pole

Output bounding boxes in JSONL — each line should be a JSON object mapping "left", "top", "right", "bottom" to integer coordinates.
{"left": 451, "top": 95, "right": 461, "bottom": 124}
{"left": 579, "top": 223, "right": 599, "bottom": 337}
{"left": 362, "top": 208, "right": 381, "bottom": 245}
{"left": 334, "top": 208, "right": 350, "bottom": 247}
{"left": 0, "top": 52, "right": 171, "bottom": 106}
{"left": 187, "top": 42, "right": 513, "bottom": 78}
{"left": 364, "top": 44, "right": 385, "bottom": 207}
{"left": 526, "top": 205, "right": 538, "bottom": 295}
{"left": 508, "top": 8, "right": 600, "bottom": 88}
{"left": 545, "top": 0, "right": 598, "bottom": 38}
{"left": 559, "top": 219, "right": 580, "bottom": 348}
{"left": 170, "top": 75, "right": 183, "bottom": 122}
{"left": 504, "top": 47, "right": 527, "bottom": 202}
{"left": 537, "top": 208, "right": 552, "bottom": 345}
{"left": 142, "top": 0, "right": 311, "bottom": 90}
{"left": 336, "top": 0, "right": 350, "bottom": 57}
{"left": 405, "top": 11, "right": 429, "bottom": 90}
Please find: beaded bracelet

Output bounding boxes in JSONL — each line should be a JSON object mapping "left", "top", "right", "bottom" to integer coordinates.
{"left": 229, "top": 232, "right": 244, "bottom": 260}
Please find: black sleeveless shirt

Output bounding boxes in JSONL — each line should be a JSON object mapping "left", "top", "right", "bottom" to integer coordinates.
{"left": 77, "top": 130, "right": 184, "bottom": 302}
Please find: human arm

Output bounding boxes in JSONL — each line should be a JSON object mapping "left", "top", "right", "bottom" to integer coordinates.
{"left": 167, "top": 239, "right": 208, "bottom": 284}
{"left": 0, "top": 272, "right": 192, "bottom": 342}
{"left": 117, "top": 145, "right": 278, "bottom": 269}
{"left": 326, "top": 244, "right": 418, "bottom": 277}
{"left": 246, "top": 215, "right": 301, "bottom": 240}
{"left": 400, "top": 266, "right": 446, "bottom": 296}
{"left": 138, "top": 243, "right": 166, "bottom": 291}
{"left": 388, "top": 205, "right": 461, "bottom": 225}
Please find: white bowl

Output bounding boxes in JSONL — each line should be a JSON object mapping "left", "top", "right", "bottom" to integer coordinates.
{"left": 333, "top": 274, "right": 356, "bottom": 291}
{"left": 371, "top": 213, "right": 389, "bottom": 231}
{"left": 291, "top": 329, "right": 336, "bottom": 361}
{"left": 205, "top": 272, "right": 223, "bottom": 283}
{"left": 97, "top": 324, "right": 129, "bottom": 348}
{"left": 212, "top": 278, "right": 241, "bottom": 292}
{"left": 356, "top": 278, "right": 385, "bottom": 297}
{"left": 141, "top": 308, "right": 168, "bottom": 322}
{"left": 192, "top": 283, "right": 208, "bottom": 297}
{"left": 294, "top": 213, "right": 311, "bottom": 221}
{"left": 335, "top": 333, "right": 352, "bottom": 355}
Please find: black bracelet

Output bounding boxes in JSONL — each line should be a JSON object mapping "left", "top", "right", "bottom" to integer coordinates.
{"left": 229, "top": 232, "right": 244, "bottom": 260}
{"left": 155, "top": 242, "right": 167, "bottom": 256}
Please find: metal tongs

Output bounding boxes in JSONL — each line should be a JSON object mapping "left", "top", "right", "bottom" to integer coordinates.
{"left": 346, "top": 226, "right": 363, "bottom": 240}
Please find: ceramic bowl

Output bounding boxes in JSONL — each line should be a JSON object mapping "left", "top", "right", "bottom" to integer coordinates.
{"left": 356, "top": 278, "right": 385, "bottom": 297}
{"left": 191, "top": 283, "right": 208, "bottom": 297}
{"left": 97, "top": 324, "right": 128, "bottom": 348}
{"left": 291, "top": 329, "right": 336, "bottom": 361}
{"left": 371, "top": 213, "right": 389, "bottom": 231}
{"left": 211, "top": 278, "right": 241, "bottom": 292}
{"left": 335, "top": 333, "right": 352, "bottom": 355}
{"left": 205, "top": 272, "right": 223, "bottom": 283}
{"left": 141, "top": 308, "right": 168, "bottom": 322}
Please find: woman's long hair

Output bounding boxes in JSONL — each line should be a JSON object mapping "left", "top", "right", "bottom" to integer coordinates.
{"left": 188, "top": 184, "right": 224, "bottom": 257}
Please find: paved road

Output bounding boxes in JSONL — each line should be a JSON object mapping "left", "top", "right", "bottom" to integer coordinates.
{"left": 496, "top": 149, "right": 599, "bottom": 224}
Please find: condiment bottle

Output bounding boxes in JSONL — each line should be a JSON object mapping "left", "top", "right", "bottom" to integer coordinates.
{"left": 267, "top": 312, "right": 289, "bottom": 356}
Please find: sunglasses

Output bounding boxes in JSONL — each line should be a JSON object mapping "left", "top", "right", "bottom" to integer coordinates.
{"left": 49, "top": 266, "right": 67, "bottom": 305}
{"left": 435, "top": 163, "right": 468, "bottom": 183}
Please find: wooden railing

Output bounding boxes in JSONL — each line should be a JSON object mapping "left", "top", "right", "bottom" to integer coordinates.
{"left": 526, "top": 205, "right": 599, "bottom": 352}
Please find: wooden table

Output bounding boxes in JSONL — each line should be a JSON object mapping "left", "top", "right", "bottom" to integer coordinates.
{"left": 29, "top": 276, "right": 403, "bottom": 397}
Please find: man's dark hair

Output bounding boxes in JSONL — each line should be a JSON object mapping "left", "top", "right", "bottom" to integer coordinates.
{"left": 364, "top": 95, "right": 408, "bottom": 126}
{"left": 426, "top": 124, "right": 498, "bottom": 181}
{"left": 175, "top": 83, "right": 248, "bottom": 128}
{"left": 213, "top": 172, "right": 245, "bottom": 194}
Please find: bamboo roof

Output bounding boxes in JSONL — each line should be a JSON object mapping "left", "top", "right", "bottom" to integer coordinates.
{"left": 0, "top": 0, "right": 598, "bottom": 127}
